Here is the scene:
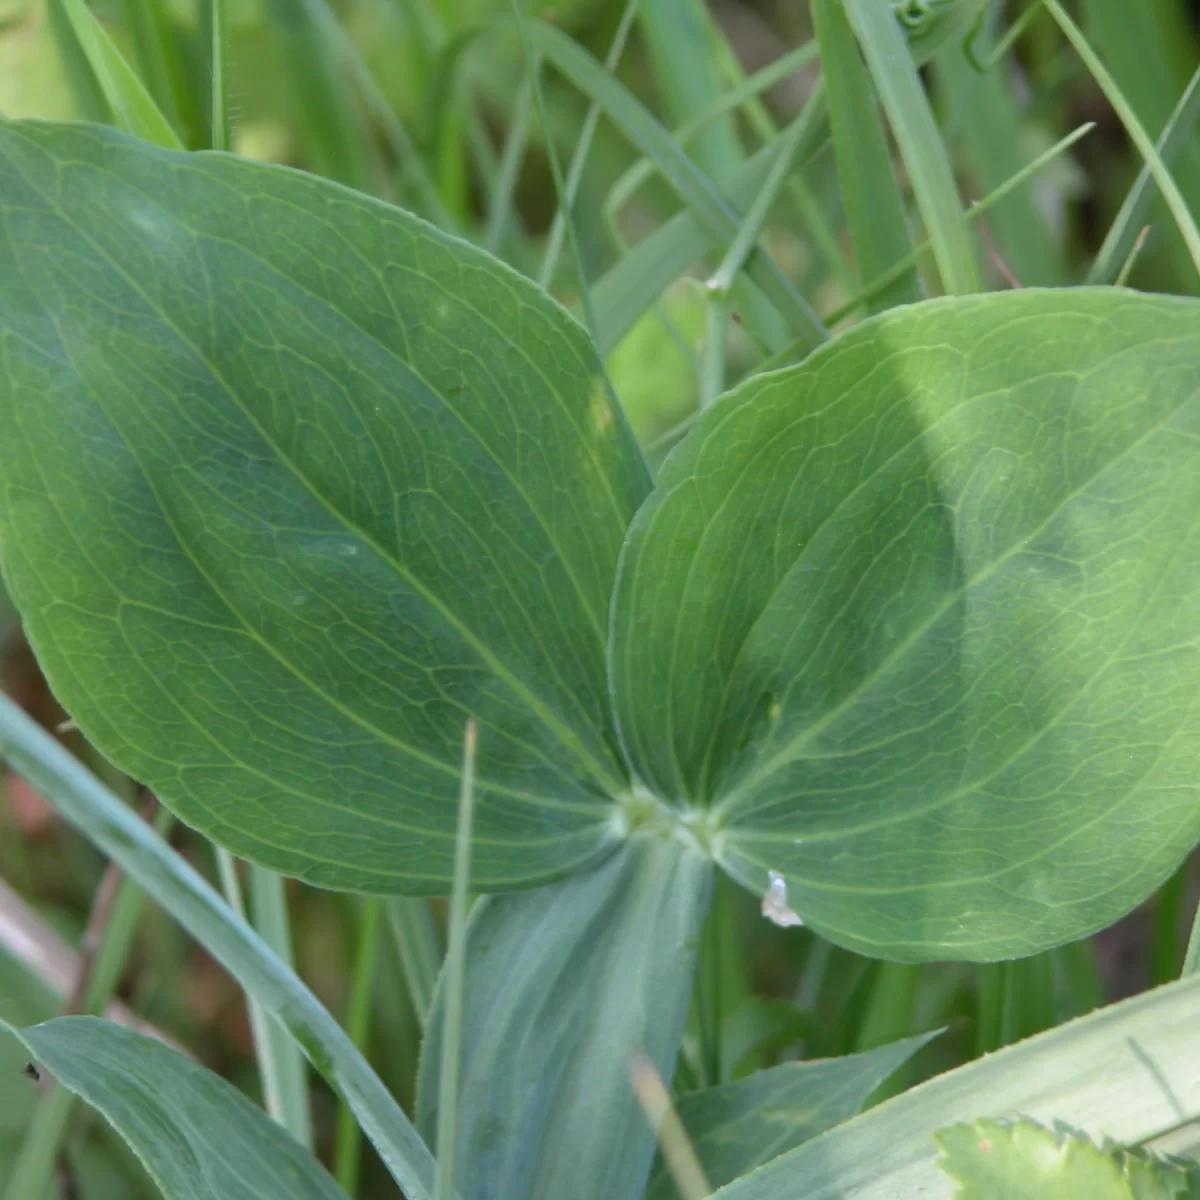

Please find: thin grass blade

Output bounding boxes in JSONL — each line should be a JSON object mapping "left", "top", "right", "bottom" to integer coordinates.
{"left": 48, "top": 0, "right": 182, "bottom": 149}
{"left": 1045, "top": 0, "right": 1200, "bottom": 283}
{"left": 814, "top": 0, "right": 921, "bottom": 312}
{"left": 433, "top": 721, "right": 478, "bottom": 1200}
{"left": 1089, "top": 63, "right": 1200, "bottom": 284}
{"left": 0, "top": 693, "right": 439, "bottom": 1200}
{"left": 843, "top": 0, "right": 979, "bottom": 294}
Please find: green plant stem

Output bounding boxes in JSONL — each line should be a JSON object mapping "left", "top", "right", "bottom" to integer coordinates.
{"left": 434, "top": 720, "right": 478, "bottom": 1200}
{"left": 0, "top": 694, "right": 439, "bottom": 1199}
{"left": 4, "top": 802, "right": 172, "bottom": 1200}
{"left": 385, "top": 897, "right": 442, "bottom": 1031}
{"left": 1043, "top": 0, "right": 1200, "bottom": 283}
{"left": 335, "top": 896, "right": 384, "bottom": 1197}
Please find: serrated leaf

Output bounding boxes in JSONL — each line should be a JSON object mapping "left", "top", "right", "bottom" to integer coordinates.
{"left": 0, "top": 121, "right": 650, "bottom": 893}
{"left": 709, "top": 969, "right": 1200, "bottom": 1199}
{"left": 935, "top": 1118, "right": 1194, "bottom": 1199}
{"left": 416, "top": 835, "right": 712, "bottom": 1200}
{"left": 611, "top": 289, "right": 1200, "bottom": 960}
{"left": 645, "top": 1032, "right": 938, "bottom": 1200}
{"left": 4, "top": 1017, "right": 349, "bottom": 1200}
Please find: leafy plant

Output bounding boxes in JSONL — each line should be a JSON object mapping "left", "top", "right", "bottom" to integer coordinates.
{"left": 2, "top": 1, "right": 1200, "bottom": 1198}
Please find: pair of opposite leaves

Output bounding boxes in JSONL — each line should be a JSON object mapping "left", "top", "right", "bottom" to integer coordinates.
{"left": 1, "top": 122, "right": 1199, "bottom": 962}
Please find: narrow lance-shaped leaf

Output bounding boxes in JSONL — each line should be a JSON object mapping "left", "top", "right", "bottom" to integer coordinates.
{"left": 612, "top": 288, "right": 1200, "bottom": 961}
{"left": 713, "top": 968, "right": 1200, "bottom": 1198}
{"left": 644, "top": 1031, "right": 938, "bottom": 1200}
{"left": 0, "top": 121, "right": 650, "bottom": 894}
{"left": 417, "top": 835, "right": 713, "bottom": 1200}
{"left": 4, "top": 1017, "right": 349, "bottom": 1200}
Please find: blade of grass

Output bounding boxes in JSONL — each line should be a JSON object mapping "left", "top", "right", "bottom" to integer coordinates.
{"left": 485, "top": 74, "right": 534, "bottom": 256}
{"left": 4, "top": 803, "right": 173, "bottom": 1200}
{"left": 1080, "top": 0, "right": 1200, "bottom": 290}
{"left": 852, "top": 962, "right": 922, "bottom": 1101}
{"left": 638, "top": 0, "right": 741, "bottom": 179}
{"left": 755, "top": 122, "right": 1094, "bottom": 373}
{"left": 48, "top": 0, "right": 183, "bottom": 150}
{"left": 214, "top": 851, "right": 312, "bottom": 1147}
{"left": 975, "top": 962, "right": 1017, "bottom": 1056}
{"left": 433, "top": 720, "right": 478, "bottom": 1200}
{"left": 530, "top": 20, "right": 827, "bottom": 351}
{"left": 510, "top": 0, "right": 601, "bottom": 346}
{"left": 1043, "top": 0, "right": 1200, "bottom": 283}
{"left": 422, "top": 28, "right": 480, "bottom": 224}
{"left": 335, "top": 896, "right": 384, "bottom": 1198}
{"left": 1115, "top": 226, "right": 1152, "bottom": 287}
{"left": 705, "top": 107, "right": 822, "bottom": 300}
{"left": 385, "top": 898, "right": 442, "bottom": 1031}
{"left": 1052, "top": 939, "right": 1105, "bottom": 1019}
{"left": 267, "top": 0, "right": 376, "bottom": 192}
{"left": 209, "top": 0, "right": 228, "bottom": 153}
{"left": 936, "top": 13, "right": 1065, "bottom": 287}
{"left": 119, "top": 0, "right": 199, "bottom": 144}
{"left": 813, "top": 0, "right": 921, "bottom": 312}
{"left": 604, "top": 38, "right": 821, "bottom": 222}
{"left": 0, "top": 693, "right": 439, "bottom": 1199}
{"left": 707, "top": 33, "right": 855, "bottom": 294}
{"left": 1089, "top": 62, "right": 1200, "bottom": 284}
{"left": 630, "top": 1053, "right": 712, "bottom": 1200}
{"left": 46, "top": 0, "right": 110, "bottom": 123}
{"left": 830, "top": 123, "right": 1091, "bottom": 323}
{"left": 843, "top": 0, "right": 980, "bottom": 294}
{"left": 539, "top": 0, "right": 640, "bottom": 289}
{"left": 300, "top": 0, "right": 452, "bottom": 224}
{"left": 1183, "top": 888, "right": 1200, "bottom": 977}
{"left": 250, "top": 866, "right": 314, "bottom": 1149}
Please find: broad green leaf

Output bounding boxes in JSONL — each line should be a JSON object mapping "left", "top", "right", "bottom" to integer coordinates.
{"left": 712, "top": 970, "right": 1200, "bottom": 1199}
{"left": 644, "top": 1032, "right": 937, "bottom": 1200}
{"left": 612, "top": 289, "right": 1200, "bottom": 961}
{"left": 416, "top": 835, "right": 712, "bottom": 1200}
{"left": 0, "top": 121, "right": 650, "bottom": 892}
{"left": 6, "top": 1017, "right": 348, "bottom": 1200}
{"left": 935, "top": 1118, "right": 1197, "bottom": 1199}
